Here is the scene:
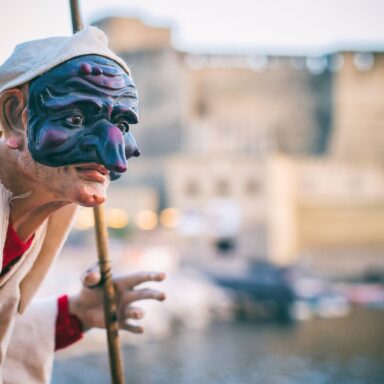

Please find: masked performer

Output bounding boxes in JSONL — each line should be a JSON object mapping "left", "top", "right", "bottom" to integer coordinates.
{"left": 0, "top": 27, "right": 165, "bottom": 383}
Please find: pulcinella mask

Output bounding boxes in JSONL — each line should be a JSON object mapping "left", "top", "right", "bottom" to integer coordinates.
{"left": 27, "top": 54, "right": 140, "bottom": 181}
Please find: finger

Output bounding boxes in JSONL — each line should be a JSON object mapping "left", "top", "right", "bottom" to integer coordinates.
{"left": 123, "top": 288, "right": 166, "bottom": 305}
{"left": 121, "top": 323, "right": 144, "bottom": 334}
{"left": 120, "top": 272, "right": 166, "bottom": 290}
{"left": 124, "top": 306, "right": 145, "bottom": 320}
{"left": 82, "top": 270, "right": 102, "bottom": 289}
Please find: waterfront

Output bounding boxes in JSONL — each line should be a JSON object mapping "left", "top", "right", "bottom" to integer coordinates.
{"left": 53, "top": 308, "right": 384, "bottom": 384}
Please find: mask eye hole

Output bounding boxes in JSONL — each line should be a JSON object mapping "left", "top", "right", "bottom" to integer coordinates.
{"left": 116, "top": 120, "right": 130, "bottom": 134}
{"left": 65, "top": 115, "right": 84, "bottom": 127}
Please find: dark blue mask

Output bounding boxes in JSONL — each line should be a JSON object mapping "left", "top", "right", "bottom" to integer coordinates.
{"left": 27, "top": 55, "right": 140, "bottom": 181}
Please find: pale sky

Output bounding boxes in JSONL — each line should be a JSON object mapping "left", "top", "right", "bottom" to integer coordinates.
{"left": 0, "top": 0, "right": 383, "bottom": 63}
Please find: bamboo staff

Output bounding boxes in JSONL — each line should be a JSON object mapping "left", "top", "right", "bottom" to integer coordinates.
{"left": 68, "top": 1, "right": 126, "bottom": 383}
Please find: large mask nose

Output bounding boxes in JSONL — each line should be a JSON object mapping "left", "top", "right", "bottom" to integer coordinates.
{"left": 80, "top": 121, "right": 127, "bottom": 174}
{"left": 101, "top": 125, "right": 128, "bottom": 173}
{"left": 124, "top": 132, "right": 141, "bottom": 159}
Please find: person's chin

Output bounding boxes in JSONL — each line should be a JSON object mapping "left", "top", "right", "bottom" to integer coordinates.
{"left": 75, "top": 183, "right": 108, "bottom": 207}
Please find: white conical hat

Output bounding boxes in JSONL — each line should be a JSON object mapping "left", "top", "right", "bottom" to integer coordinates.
{"left": 0, "top": 26, "right": 131, "bottom": 94}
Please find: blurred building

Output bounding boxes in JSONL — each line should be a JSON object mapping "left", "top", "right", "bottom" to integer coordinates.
{"left": 331, "top": 52, "right": 384, "bottom": 165}
{"left": 268, "top": 156, "right": 384, "bottom": 278}
{"left": 94, "top": 17, "right": 384, "bottom": 279}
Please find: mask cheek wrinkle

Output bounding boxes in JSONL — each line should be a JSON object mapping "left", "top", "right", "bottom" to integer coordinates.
{"left": 79, "top": 134, "right": 99, "bottom": 150}
{"left": 37, "top": 129, "right": 69, "bottom": 150}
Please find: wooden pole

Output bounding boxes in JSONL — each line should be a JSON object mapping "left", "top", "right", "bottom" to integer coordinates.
{"left": 68, "top": 1, "right": 126, "bottom": 383}
{"left": 69, "top": 0, "right": 84, "bottom": 33}
{"left": 93, "top": 205, "right": 126, "bottom": 384}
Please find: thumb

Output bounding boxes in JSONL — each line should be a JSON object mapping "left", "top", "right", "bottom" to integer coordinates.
{"left": 82, "top": 268, "right": 103, "bottom": 289}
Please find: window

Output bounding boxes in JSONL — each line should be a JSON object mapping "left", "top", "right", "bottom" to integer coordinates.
{"left": 185, "top": 181, "right": 200, "bottom": 197}
{"left": 216, "top": 179, "right": 230, "bottom": 196}
{"left": 245, "top": 179, "right": 260, "bottom": 195}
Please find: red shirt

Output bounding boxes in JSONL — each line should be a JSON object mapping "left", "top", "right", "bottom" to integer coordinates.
{"left": 2, "top": 222, "right": 83, "bottom": 350}
{"left": 2, "top": 222, "right": 34, "bottom": 275}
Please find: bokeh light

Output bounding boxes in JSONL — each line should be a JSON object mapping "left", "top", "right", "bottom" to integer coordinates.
{"left": 160, "top": 208, "right": 181, "bottom": 229}
{"left": 106, "top": 208, "right": 129, "bottom": 229}
{"left": 135, "top": 209, "right": 158, "bottom": 230}
{"left": 73, "top": 208, "right": 95, "bottom": 230}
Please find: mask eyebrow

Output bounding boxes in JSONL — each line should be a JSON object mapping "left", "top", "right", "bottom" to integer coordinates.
{"left": 112, "top": 105, "right": 139, "bottom": 124}
{"left": 41, "top": 88, "right": 103, "bottom": 112}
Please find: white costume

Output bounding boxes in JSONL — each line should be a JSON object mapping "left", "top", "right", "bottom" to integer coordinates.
{"left": 0, "top": 183, "right": 76, "bottom": 383}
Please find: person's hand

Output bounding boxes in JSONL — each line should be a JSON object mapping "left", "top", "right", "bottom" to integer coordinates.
{"left": 68, "top": 269, "right": 166, "bottom": 333}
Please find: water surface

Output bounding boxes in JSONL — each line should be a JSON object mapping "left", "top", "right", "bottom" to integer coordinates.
{"left": 53, "top": 308, "right": 384, "bottom": 384}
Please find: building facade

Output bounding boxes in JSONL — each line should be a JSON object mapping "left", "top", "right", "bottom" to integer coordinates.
{"left": 95, "top": 17, "right": 384, "bottom": 278}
